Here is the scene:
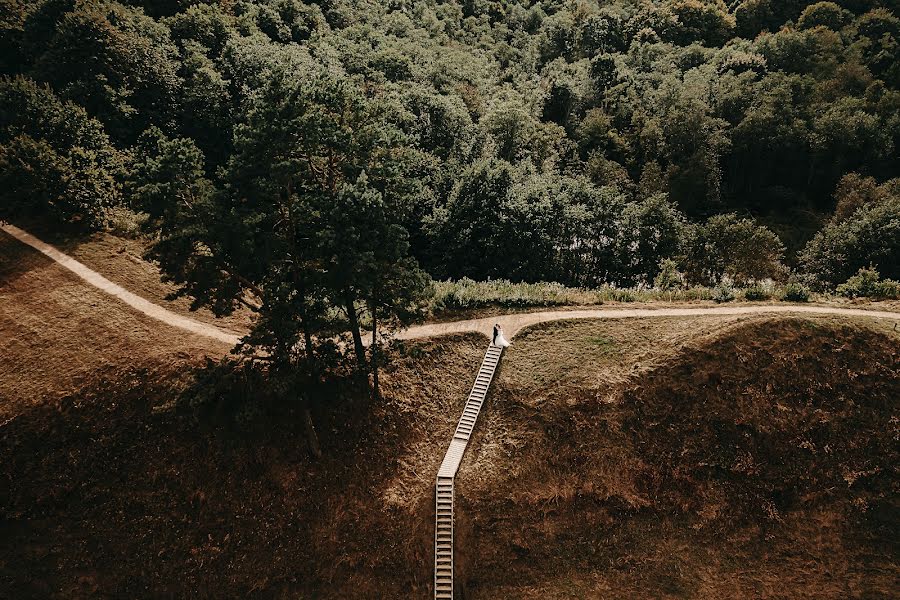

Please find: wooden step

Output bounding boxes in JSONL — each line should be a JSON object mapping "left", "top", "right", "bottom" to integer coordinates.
{"left": 435, "top": 342, "right": 504, "bottom": 600}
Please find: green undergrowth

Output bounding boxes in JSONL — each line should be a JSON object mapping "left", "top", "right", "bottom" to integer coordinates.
{"left": 429, "top": 278, "right": 822, "bottom": 312}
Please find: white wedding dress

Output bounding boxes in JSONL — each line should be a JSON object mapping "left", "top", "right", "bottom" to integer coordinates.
{"left": 493, "top": 329, "right": 511, "bottom": 348}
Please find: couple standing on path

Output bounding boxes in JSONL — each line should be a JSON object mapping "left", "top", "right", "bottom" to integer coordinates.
{"left": 492, "top": 324, "right": 511, "bottom": 348}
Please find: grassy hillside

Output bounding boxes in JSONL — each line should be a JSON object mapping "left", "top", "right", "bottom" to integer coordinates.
{"left": 460, "top": 317, "right": 899, "bottom": 598}
{"left": 3, "top": 0, "right": 899, "bottom": 595}
{"left": 2, "top": 267, "right": 897, "bottom": 599}
{"left": 0, "top": 230, "right": 230, "bottom": 419}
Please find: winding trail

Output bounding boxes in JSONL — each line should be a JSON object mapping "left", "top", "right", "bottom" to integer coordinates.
{"left": 3, "top": 223, "right": 898, "bottom": 348}
{"left": 2, "top": 223, "right": 242, "bottom": 346}
{"left": 5, "top": 222, "right": 899, "bottom": 599}
{"left": 398, "top": 304, "right": 900, "bottom": 340}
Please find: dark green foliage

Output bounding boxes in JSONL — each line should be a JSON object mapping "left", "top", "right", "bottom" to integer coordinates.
{"left": 5, "top": 0, "right": 900, "bottom": 309}
{"left": 781, "top": 282, "right": 812, "bottom": 302}
{"left": 653, "top": 258, "right": 684, "bottom": 291}
{"left": 712, "top": 281, "right": 736, "bottom": 303}
{"left": 743, "top": 284, "right": 772, "bottom": 300}
{"left": 798, "top": 2, "right": 852, "bottom": 30}
{"left": 128, "top": 126, "right": 225, "bottom": 307}
{"left": 832, "top": 173, "right": 900, "bottom": 222}
{"left": 427, "top": 158, "right": 516, "bottom": 281}
{"left": 426, "top": 159, "right": 690, "bottom": 287}
{"left": 0, "top": 77, "right": 122, "bottom": 226}
{"left": 579, "top": 11, "right": 625, "bottom": 56}
{"left": 836, "top": 266, "right": 900, "bottom": 298}
{"left": 0, "top": 0, "right": 27, "bottom": 74}
{"left": 616, "top": 193, "right": 688, "bottom": 286}
{"left": 800, "top": 195, "right": 900, "bottom": 284}
{"left": 25, "top": 2, "right": 182, "bottom": 141}
{"left": 683, "top": 214, "right": 785, "bottom": 286}
{"left": 855, "top": 9, "right": 900, "bottom": 86}
{"left": 130, "top": 64, "right": 432, "bottom": 394}
{"left": 668, "top": 0, "right": 735, "bottom": 47}
{"left": 165, "top": 3, "right": 234, "bottom": 56}
{"left": 253, "top": 0, "right": 326, "bottom": 44}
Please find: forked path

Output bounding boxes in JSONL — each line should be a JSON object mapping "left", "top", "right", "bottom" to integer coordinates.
{"left": 3, "top": 223, "right": 899, "bottom": 348}
{"left": 4, "top": 223, "right": 899, "bottom": 599}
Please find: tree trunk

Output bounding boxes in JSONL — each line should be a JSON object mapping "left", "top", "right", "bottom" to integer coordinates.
{"left": 302, "top": 401, "right": 322, "bottom": 459}
{"left": 344, "top": 291, "right": 367, "bottom": 370}
{"left": 370, "top": 304, "right": 380, "bottom": 401}
{"left": 303, "top": 324, "right": 314, "bottom": 359}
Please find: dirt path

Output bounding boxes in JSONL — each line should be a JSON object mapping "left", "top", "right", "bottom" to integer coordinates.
{"left": 398, "top": 304, "right": 900, "bottom": 340}
{"left": 1, "top": 223, "right": 241, "bottom": 346}
{"left": 4, "top": 223, "right": 899, "bottom": 346}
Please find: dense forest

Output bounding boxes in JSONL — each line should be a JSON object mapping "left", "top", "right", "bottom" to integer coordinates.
{"left": 2, "top": 0, "right": 899, "bottom": 382}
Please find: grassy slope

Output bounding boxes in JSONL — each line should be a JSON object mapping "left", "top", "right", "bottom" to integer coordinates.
{"left": 0, "top": 230, "right": 230, "bottom": 420}
{"left": 461, "top": 317, "right": 899, "bottom": 599}
{"left": 1, "top": 232, "right": 898, "bottom": 598}
{"left": 7, "top": 227, "right": 255, "bottom": 332}
{"left": 0, "top": 232, "right": 486, "bottom": 597}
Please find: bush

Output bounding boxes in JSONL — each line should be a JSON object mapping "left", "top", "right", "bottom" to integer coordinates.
{"left": 431, "top": 278, "right": 601, "bottom": 311}
{"left": 102, "top": 205, "right": 148, "bottom": 238}
{"left": 836, "top": 267, "right": 900, "bottom": 299}
{"left": 781, "top": 283, "right": 811, "bottom": 303}
{"left": 712, "top": 282, "right": 735, "bottom": 303}
{"left": 800, "top": 196, "right": 900, "bottom": 285}
{"left": 683, "top": 214, "right": 785, "bottom": 286}
{"left": 653, "top": 258, "right": 683, "bottom": 291}
{"left": 743, "top": 284, "right": 772, "bottom": 301}
{"left": 429, "top": 278, "right": 717, "bottom": 312}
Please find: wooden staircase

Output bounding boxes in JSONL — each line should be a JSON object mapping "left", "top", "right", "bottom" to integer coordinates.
{"left": 434, "top": 477, "right": 454, "bottom": 598}
{"left": 434, "top": 344, "right": 504, "bottom": 599}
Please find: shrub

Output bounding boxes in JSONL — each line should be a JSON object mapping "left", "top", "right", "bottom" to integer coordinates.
{"left": 836, "top": 267, "right": 900, "bottom": 299}
{"left": 428, "top": 278, "right": 717, "bottom": 312}
{"left": 431, "top": 278, "right": 601, "bottom": 311}
{"left": 743, "top": 284, "right": 772, "bottom": 301}
{"left": 781, "top": 282, "right": 811, "bottom": 303}
{"left": 800, "top": 195, "right": 900, "bottom": 285}
{"left": 877, "top": 280, "right": 900, "bottom": 299}
{"left": 712, "top": 282, "right": 735, "bottom": 303}
{"left": 683, "top": 214, "right": 785, "bottom": 286}
{"left": 653, "top": 258, "right": 683, "bottom": 291}
{"left": 102, "top": 205, "right": 148, "bottom": 238}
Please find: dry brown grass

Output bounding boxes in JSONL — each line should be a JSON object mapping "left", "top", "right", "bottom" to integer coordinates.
{"left": 0, "top": 231, "right": 230, "bottom": 420}
{"left": 0, "top": 230, "right": 489, "bottom": 598}
{"left": 1, "top": 228, "right": 898, "bottom": 599}
{"left": 455, "top": 317, "right": 899, "bottom": 599}
{"left": 46, "top": 230, "right": 254, "bottom": 332}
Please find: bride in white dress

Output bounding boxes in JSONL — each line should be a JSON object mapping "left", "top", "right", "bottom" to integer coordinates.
{"left": 492, "top": 324, "right": 511, "bottom": 348}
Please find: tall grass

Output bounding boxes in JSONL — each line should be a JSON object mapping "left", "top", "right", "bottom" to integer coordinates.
{"left": 428, "top": 278, "right": 828, "bottom": 313}
{"left": 430, "top": 278, "right": 717, "bottom": 312}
